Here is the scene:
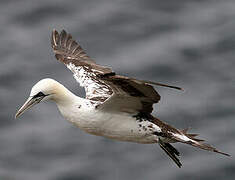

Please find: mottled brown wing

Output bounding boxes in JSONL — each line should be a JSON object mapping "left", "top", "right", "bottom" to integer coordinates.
{"left": 51, "top": 29, "right": 114, "bottom": 101}
{"left": 51, "top": 29, "right": 161, "bottom": 114}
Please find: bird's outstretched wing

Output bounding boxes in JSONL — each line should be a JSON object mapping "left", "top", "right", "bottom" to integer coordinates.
{"left": 51, "top": 29, "right": 114, "bottom": 102}
{"left": 51, "top": 29, "right": 181, "bottom": 114}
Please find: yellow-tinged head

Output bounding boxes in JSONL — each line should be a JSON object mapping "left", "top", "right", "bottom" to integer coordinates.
{"left": 15, "top": 78, "right": 75, "bottom": 118}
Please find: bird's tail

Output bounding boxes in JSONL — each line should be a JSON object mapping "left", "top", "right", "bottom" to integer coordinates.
{"left": 158, "top": 128, "right": 230, "bottom": 168}
{"left": 176, "top": 128, "right": 230, "bottom": 157}
{"left": 152, "top": 117, "right": 230, "bottom": 168}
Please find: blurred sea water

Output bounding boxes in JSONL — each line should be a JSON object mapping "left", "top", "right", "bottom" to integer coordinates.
{"left": 0, "top": 0, "right": 234, "bottom": 180}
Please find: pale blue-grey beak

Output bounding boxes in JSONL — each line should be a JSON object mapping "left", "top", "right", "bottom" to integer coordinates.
{"left": 15, "top": 96, "right": 43, "bottom": 118}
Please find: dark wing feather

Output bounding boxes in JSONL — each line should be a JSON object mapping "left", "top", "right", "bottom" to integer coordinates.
{"left": 51, "top": 29, "right": 114, "bottom": 101}
{"left": 51, "top": 29, "right": 180, "bottom": 114}
{"left": 98, "top": 75, "right": 160, "bottom": 114}
{"left": 52, "top": 29, "right": 93, "bottom": 63}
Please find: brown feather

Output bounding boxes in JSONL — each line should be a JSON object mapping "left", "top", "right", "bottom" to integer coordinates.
{"left": 51, "top": 29, "right": 182, "bottom": 114}
{"left": 151, "top": 117, "right": 230, "bottom": 157}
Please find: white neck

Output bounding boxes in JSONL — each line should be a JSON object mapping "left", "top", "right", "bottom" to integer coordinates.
{"left": 50, "top": 82, "right": 82, "bottom": 106}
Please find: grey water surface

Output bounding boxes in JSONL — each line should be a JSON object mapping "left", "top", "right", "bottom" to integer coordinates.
{"left": 0, "top": 0, "right": 235, "bottom": 180}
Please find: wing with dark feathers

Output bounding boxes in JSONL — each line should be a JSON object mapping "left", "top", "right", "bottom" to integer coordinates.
{"left": 51, "top": 29, "right": 182, "bottom": 114}
{"left": 98, "top": 75, "right": 161, "bottom": 114}
{"left": 51, "top": 29, "right": 114, "bottom": 101}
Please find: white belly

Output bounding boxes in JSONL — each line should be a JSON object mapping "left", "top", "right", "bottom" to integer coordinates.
{"left": 62, "top": 107, "right": 160, "bottom": 144}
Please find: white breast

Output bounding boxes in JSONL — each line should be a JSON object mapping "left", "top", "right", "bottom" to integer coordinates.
{"left": 56, "top": 99, "right": 160, "bottom": 144}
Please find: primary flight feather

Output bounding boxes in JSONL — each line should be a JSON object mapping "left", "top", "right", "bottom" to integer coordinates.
{"left": 15, "top": 29, "right": 230, "bottom": 168}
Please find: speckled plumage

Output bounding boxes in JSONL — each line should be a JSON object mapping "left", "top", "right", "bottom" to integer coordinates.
{"left": 67, "top": 63, "right": 112, "bottom": 102}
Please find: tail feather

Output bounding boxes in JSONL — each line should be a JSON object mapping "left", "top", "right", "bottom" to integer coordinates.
{"left": 152, "top": 117, "right": 230, "bottom": 168}
{"left": 185, "top": 133, "right": 199, "bottom": 137}
{"left": 180, "top": 128, "right": 199, "bottom": 138}
{"left": 185, "top": 140, "right": 230, "bottom": 156}
{"left": 181, "top": 128, "right": 190, "bottom": 134}
{"left": 175, "top": 130, "right": 230, "bottom": 157}
{"left": 185, "top": 133, "right": 205, "bottom": 142}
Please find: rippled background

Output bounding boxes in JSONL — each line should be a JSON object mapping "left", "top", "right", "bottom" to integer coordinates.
{"left": 0, "top": 0, "right": 234, "bottom": 179}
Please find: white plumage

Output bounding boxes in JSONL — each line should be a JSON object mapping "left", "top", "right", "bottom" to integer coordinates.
{"left": 15, "top": 30, "right": 230, "bottom": 168}
{"left": 30, "top": 78, "right": 161, "bottom": 143}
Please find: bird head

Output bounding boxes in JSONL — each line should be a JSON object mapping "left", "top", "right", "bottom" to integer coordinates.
{"left": 15, "top": 78, "right": 60, "bottom": 118}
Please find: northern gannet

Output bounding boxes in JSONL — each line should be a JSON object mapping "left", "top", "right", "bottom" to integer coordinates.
{"left": 15, "top": 30, "right": 230, "bottom": 168}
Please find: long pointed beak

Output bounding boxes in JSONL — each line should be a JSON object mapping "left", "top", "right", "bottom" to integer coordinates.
{"left": 15, "top": 97, "right": 41, "bottom": 118}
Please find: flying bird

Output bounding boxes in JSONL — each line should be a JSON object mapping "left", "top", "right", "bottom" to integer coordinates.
{"left": 15, "top": 29, "right": 229, "bottom": 168}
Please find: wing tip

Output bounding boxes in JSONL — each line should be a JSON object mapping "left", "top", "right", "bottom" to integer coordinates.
{"left": 142, "top": 80, "right": 184, "bottom": 92}
{"left": 52, "top": 28, "right": 59, "bottom": 38}
{"left": 178, "top": 87, "right": 184, "bottom": 91}
{"left": 52, "top": 29, "right": 66, "bottom": 35}
{"left": 167, "top": 85, "right": 184, "bottom": 91}
{"left": 52, "top": 28, "right": 57, "bottom": 33}
{"left": 51, "top": 29, "right": 59, "bottom": 47}
{"left": 51, "top": 29, "right": 68, "bottom": 46}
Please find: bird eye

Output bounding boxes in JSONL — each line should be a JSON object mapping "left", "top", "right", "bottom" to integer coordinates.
{"left": 33, "top": 92, "right": 45, "bottom": 98}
